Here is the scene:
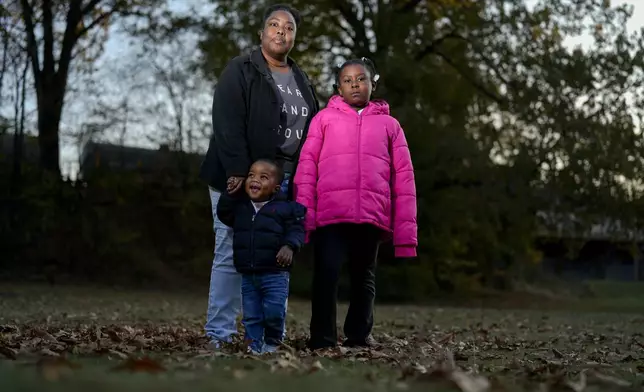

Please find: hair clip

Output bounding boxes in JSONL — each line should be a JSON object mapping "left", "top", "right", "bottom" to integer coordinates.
{"left": 373, "top": 74, "right": 380, "bottom": 82}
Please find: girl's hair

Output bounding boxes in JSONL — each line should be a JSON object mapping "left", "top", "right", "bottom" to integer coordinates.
{"left": 333, "top": 57, "right": 380, "bottom": 91}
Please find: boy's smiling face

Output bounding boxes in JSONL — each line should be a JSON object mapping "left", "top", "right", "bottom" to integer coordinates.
{"left": 245, "top": 161, "right": 281, "bottom": 202}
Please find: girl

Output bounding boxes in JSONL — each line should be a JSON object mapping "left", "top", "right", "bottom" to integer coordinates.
{"left": 293, "top": 58, "right": 418, "bottom": 350}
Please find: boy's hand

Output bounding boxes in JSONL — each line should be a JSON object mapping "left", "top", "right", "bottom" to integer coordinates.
{"left": 276, "top": 245, "right": 294, "bottom": 267}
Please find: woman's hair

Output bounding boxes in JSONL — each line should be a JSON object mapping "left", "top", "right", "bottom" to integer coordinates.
{"left": 333, "top": 57, "right": 380, "bottom": 91}
{"left": 262, "top": 4, "right": 301, "bottom": 27}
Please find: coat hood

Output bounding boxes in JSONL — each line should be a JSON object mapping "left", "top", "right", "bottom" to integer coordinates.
{"left": 327, "top": 95, "right": 390, "bottom": 116}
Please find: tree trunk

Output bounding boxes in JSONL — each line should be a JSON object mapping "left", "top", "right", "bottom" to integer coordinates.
{"left": 12, "top": 60, "right": 29, "bottom": 189}
{"left": 37, "top": 80, "right": 64, "bottom": 175}
{"left": 0, "top": 33, "right": 9, "bottom": 109}
{"left": 635, "top": 243, "right": 641, "bottom": 282}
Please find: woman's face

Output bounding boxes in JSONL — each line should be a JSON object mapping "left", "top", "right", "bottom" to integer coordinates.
{"left": 261, "top": 10, "right": 296, "bottom": 59}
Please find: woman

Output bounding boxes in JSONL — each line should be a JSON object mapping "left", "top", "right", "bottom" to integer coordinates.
{"left": 199, "top": 3, "right": 319, "bottom": 348}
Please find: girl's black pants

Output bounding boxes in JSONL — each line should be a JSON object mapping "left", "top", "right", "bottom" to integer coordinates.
{"left": 308, "top": 223, "right": 381, "bottom": 349}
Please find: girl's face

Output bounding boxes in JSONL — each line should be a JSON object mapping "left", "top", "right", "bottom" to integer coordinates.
{"left": 337, "top": 64, "right": 373, "bottom": 109}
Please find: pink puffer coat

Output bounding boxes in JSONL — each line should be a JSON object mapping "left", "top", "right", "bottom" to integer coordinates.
{"left": 293, "top": 95, "right": 418, "bottom": 257}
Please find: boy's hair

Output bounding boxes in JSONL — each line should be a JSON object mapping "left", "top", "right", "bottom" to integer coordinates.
{"left": 333, "top": 57, "right": 380, "bottom": 91}
{"left": 254, "top": 159, "right": 285, "bottom": 186}
{"left": 262, "top": 4, "right": 302, "bottom": 27}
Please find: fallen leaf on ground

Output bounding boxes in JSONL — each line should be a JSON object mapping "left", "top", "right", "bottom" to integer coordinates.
{"left": 588, "top": 371, "right": 631, "bottom": 387}
{"left": 307, "top": 360, "right": 324, "bottom": 373}
{"left": 37, "top": 357, "right": 81, "bottom": 381}
{"left": 112, "top": 357, "right": 166, "bottom": 373}
{"left": 0, "top": 345, "right": 17, "bottom": 360}
{"left": 268, "top": 353, "right": 301, "bottom": 373}
{"left": 40, "top": 348, "right": 60, "bottom": 357}
{"left": 449, "top": 369, "right": 490, "bottom": 392}
{"left": 564, "top": 371, "right": 587, "bottom": 392}
{"left": 2, "top": 288, "right": 643, "bottom": 390}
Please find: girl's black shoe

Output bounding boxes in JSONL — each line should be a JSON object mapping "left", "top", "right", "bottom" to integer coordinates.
{"left": 342, "top": 335, "right": 379, "bottom": 348}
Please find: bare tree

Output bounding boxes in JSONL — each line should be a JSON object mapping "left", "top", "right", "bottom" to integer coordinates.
{"left": 4, "top": 0, "right": 162, "bottom": 175}
{"left": 61, "top": 48, "right": 150, "bottom": 175}
{"left": 0, "top": 32, "right": 9, "bottom": 111}
{"left": 11, "top": 57, "right": 28, "bottom": 186}
{"left": 59, "top": 27, "right": 210, "bottom": 172}
{"left": 142, "top": 34, "right": 211, "bottom": 153}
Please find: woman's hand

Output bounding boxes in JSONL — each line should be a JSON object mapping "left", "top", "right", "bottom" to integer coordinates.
{"left": 226, "top": 176, "right": 245, "bottom": 193}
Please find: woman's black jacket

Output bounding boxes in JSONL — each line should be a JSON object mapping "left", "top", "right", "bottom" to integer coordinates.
{"left": 199, "top": 48, "right": 319, "bottom": 196}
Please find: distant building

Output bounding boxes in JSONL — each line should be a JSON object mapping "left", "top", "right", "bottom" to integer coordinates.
{"left": 536, "top": 210, "right": 643, "bottom": 282}
{"left": 0, "top": 132, "right": 40, "bottom": 164}
{"left": 78, "top": 141, "right": 205, "bottom": 180}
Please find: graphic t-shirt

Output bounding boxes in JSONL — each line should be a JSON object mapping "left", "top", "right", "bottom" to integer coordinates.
{"left": 272, "top": 70, "right": 309, "bottom": 170}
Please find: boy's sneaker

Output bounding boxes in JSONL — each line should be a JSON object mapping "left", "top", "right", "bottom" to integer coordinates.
{"left": 207, "top": 340, "right": 224, "bottom": 350}
{"left": 246, "top": 345, "right": 262, "bottom": 355}
{"left": 263, "top": 344, "right": 279, "bottom": 354}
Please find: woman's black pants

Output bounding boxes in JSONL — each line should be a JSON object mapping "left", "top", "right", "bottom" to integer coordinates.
{"left": 308, "top": 223, "right": 381, "bottom": 349}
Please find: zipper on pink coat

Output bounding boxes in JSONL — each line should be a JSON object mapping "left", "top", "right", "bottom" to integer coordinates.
{"left": 356, "top": 113, "right": 362, "bottom": 220}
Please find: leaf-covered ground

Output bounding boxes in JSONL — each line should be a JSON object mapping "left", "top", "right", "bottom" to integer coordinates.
{"left": 1, "top": 284, "right": 643, "bottom": 391}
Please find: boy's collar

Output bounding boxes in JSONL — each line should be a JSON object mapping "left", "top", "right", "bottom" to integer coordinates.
{"left": 249, "top": 191, "right": 287, "bottom": 203}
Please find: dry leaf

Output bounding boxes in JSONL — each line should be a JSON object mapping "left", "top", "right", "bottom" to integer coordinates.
{"left": 112, "top": 357, "right": 166, "bottom": 373}
{"left": 40, "top": 348, "right": 60, "bottom": 357}
{"left": 108, "top": 349, "right": 128, "bottom": 360}
{"left": 449, "top": 370, "right": 490, "bottom": 392}
{"left": 37, "top": 357, "right": 81, "bottom": 381}
{"left": 437, "top": 332, "right": 455, "bottom": 345}
{"left": 589, "top": 371, "right": 631, "bottom": 387}
{"left": 308, "top": 360, "right": 325, "bottom": 373}
{"left": 0, "top": 345, "right": 17, "bottom": 360}
{"left": 564, "top": 371, "right": 587, "bottom": 392}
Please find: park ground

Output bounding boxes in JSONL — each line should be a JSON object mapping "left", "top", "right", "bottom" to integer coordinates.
{"left": 1, "top": 282, "right": 644, "bottom": 391}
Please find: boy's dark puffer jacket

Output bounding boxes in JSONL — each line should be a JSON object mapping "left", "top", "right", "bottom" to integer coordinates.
{"left": 216, "top": 191, "right": 306, "bottom": 274}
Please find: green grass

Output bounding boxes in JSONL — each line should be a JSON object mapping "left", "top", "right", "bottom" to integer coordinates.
{"left": 1, "top": 283, "right": 644, "bottom": 391}
{"left": 583, "top": 280, "right": 644, "bottom": 299}
{"left": 576, "top": 280, "right": 644, "bottom": 313}
{"left": 0, "top": 358, "right": 416, "bottom": 392}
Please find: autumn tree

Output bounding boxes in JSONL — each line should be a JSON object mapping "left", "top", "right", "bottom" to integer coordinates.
{"left": 3, "top": 0, "right": 163, "bottom": 175}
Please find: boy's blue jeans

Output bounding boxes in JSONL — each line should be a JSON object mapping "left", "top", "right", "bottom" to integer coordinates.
{"left": 241, "top": 272, "right": 289, "bottom": 353}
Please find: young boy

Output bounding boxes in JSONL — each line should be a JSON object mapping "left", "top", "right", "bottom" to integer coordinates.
{"left": 216, "top": 159, "right": 306, "bottom": 354}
